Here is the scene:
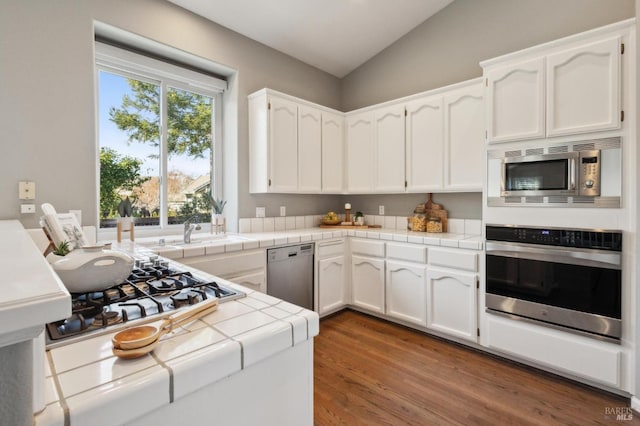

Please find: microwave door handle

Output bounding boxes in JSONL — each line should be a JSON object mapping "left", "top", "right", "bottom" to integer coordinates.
{"left": 569, "top": 157, "right": 577, "bottom": 190}
{"left": 485, "top": 242, "right": 621, "bottom": 269}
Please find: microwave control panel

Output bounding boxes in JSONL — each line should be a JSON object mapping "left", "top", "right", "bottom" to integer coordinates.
{"left": 578, "top": 150, "right": 601, "bottom": 196}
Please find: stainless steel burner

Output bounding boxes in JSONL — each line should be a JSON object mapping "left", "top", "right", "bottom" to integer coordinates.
{"left": 46, "top": 255, "right": 244, "bottom": 346}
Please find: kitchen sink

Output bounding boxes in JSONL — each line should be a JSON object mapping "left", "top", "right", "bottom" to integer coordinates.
{"left": 135, "top": 234, "right": 252, "bottom": 249}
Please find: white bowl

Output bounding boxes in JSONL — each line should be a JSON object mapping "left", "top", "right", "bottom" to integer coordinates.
{"left": 51, "top": 248, "right": 134, "bottom": 293}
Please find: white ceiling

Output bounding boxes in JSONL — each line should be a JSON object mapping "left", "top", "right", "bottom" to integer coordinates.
{"left": 167, "top": 0, "right": 454, "bottom": 78}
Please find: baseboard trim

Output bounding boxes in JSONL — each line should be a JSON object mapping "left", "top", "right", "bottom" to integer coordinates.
{"left": 632, "top": 396, "right": 640, "bottom": 414}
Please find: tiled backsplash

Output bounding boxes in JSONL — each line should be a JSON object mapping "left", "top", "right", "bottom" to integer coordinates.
{"left": 239, "top": 215, "right": 482, "bottom": 235}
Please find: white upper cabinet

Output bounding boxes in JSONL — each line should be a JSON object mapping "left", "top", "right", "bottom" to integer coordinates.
{"left": 321, "top": 111, "right": 344, "bottom": 193}
{"left": 483, "top": 22, "right": 628, "bottom": 143}
{"left": 546, "top": 36, "right": 621, "bottom": 137}
{"left": 486, "top": 57, "right": 545, "bottom": 143}
{"left": 249, "top": 89, "right": 342, "bottom": 194}
{"left": 374, "top": 105, "right": 406, "bottom": 192}
{"left": 298, "top": 105, "right": 322, "bottom": 192}
{"left": 406, "top": 95, "right": 444, "bottom": 192}
{"left": 444, "top": 83, "right": 484, "bottom": 190}
{"left": 346, "top": 112, "right": 375, "bottom": 193}
{"left": 268, "top": 96, "right": 299, "bottom": 192}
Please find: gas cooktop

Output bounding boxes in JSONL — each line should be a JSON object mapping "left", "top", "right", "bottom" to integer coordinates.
{"left": 46, "top": 255, "right": 244, "bottom": 348}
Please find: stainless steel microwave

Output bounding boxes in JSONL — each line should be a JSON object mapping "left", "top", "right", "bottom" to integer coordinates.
{"left": 501, "top": 150, "right": 600, "bottom": 197}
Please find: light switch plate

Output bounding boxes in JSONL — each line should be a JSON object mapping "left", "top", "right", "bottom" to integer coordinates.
{"left": 256, "top": 207, "right": 265, "bottom": 218}
{"left": 379, "top": 205, "right": 385, "bottom": 215}
{"left": 280, "top": 206, "right": 286, "bottom": 217}
{"left": 19, "top": 181, "right": 36, "bottom": 200}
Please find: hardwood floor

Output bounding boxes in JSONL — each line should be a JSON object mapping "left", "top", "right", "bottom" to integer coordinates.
{"left": 314, "top": 310, "right": 639, "bottom": 425}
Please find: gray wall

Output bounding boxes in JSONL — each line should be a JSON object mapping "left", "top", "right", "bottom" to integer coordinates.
{"left": 345, "top": 193, "right": 482, "bottom": 219}
{"left": 0, "top": 0, "right": 634, "bottom": 229}
{"left": 341, "top": 0, "right": 634, "bottom": 110}
{"left": 0, "top": 0, "right": 342, "bottom": 230}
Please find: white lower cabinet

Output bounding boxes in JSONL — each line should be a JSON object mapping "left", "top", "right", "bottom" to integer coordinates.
{"left": 226, "top": 271, "right": 266, "bottom": 294}
{"left": 486, "top": 314, "right": 622, "bottom": 388}
{"left": 385, "top": 260, "right": 427, "bottom": 327}
{"left": 181, "top": 249, "right": 267, "bottom": 293}
{"left": 318, "top": 255, "right": 346, "bottom": 315}
{"left": 426, "top": 266, "right": 478, "bottom": 342}
{"left": 351, "top": 255, "right": 385, "bottom": 314}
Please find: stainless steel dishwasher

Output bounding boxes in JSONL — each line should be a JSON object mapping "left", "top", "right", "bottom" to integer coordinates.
{"left": 267, "top": 243, "right": 314, "bottom": 310}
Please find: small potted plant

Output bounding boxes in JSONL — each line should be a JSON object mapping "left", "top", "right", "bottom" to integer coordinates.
{"left": 116, "top": 196, "right": 135, "bottom": 241}
{"left": 117, "top": 197, "right": 133, "bottom": 224}
{"left": 47, "top": 240, "right": 70, "bottom": 264}
{"left": 354, "top": 211, "right": 365, "bottom": 226}
{"left": 206, "top": 194, "right": 227, "bottom": 234}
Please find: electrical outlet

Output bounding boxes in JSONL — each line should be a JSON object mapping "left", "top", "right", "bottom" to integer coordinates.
{"left": 379, "top": 205, "right": 385, "bottom": 215}
{"left": 280, "top": 206, "right": 286, "bottom": 216}
{"left": 20, "top": 204, "right": 36, "bottom": 214}
{"left": 256, "top": 207, "right": 266, "bottom": 218}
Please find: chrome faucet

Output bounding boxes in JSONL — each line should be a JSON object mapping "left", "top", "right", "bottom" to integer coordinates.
{"left": 183, "top": 215, "right": 202, "bottom": 244}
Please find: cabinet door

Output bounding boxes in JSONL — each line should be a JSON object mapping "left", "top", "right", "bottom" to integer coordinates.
{"left": 321, "top": 111, "right": 344, "bottom": 193}
{"left": 385, "top": 260, "right": 427, "bottom": 327}
{"left": 318, "top": 255, "right": 346, "bottom": 315}
{"left": 427, "top": 267, "right": 477, "bottom": 342}
{"left": 351, "top": 255, "right": 385, "bottom": 313}
{"left": 298, "top": 105, "right": 322, "bottom": 192}
{"left": 444, "top": 84, "right": 484, "bottom": 190}
{"left": 374, "top": 105, "right": 405, "bottom": 192}
{"left": 269, "top": 96, "right": 298, "bottom": 192}
{"left": 406, "top": 95, "right": 444, "bottom": 192}
{"left": 486, "top": 58, "right": 545, "bottom": 143}
{"left": 547, "top": 36, "right": 621, "bottom": 137}
{"left": 228, "top": 271, "right": 266, "bottom": 294}
{"left": 346, "top": 112, "right": 375, "bottom": 192}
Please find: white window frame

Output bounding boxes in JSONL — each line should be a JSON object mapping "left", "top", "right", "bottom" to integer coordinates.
{"left": 95, "top": 42, "right": 225, "bottom": 234}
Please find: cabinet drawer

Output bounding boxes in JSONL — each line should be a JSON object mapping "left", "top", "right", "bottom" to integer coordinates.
{"left": 227, "top": 271, "right": 266, "bottom": 294}
{"left": 487, "top": 314, "right": 621, "bottom": 387}
{"left": 318, "top": 240, "right": 344, "bottom": 257}
{"left": 386, "top": 243, "right": 427, "bottom": 264}
{"left": 428, "top": 248, "right": 477, "bottom": 272}
{"left": 182, "top": 249, "right": 265, "bottom": 277}
{"left": 350, "top": 239, "right": 385, "bottom": 257}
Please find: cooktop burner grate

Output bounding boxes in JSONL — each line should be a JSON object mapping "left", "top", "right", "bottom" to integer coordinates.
{"left": 46, "top": 257, "right": 243, "bottom": 345}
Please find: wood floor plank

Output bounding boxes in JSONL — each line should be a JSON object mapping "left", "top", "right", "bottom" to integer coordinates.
{"left": 314, "top": 310, "right": 640, "bottom": 425}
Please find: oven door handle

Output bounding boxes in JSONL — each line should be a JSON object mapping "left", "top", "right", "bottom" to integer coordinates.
{"left": 486, "top": 241, "right": 621, "bottom": 269}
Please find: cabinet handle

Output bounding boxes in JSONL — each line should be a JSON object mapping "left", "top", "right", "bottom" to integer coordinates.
{"left": 319, "top": 240, "right": 343, "bottom": 247}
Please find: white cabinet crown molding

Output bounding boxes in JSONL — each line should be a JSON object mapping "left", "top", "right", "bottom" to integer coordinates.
{"left": 479, "top": 18, "right": 634, "bottom": 68}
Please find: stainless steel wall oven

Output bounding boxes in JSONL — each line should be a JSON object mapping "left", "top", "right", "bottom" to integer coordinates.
{"left": 485, "top": 225, "right": 622, "bottom": 342}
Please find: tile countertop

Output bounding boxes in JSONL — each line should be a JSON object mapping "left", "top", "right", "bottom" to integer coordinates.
{"left": 0, "top": 220, "right": 70, "bottom": 346}
{"left": 124, "top": 227, "right": 484, "bottom": 260}
{"left": 37, "top": 275, "right": 319, "bottom": 426}
{"left": 39, "top": 225, "right": 480, "bottom": 424}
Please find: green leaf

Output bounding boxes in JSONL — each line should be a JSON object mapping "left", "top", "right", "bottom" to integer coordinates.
{"left": 52, "top": 240, "right": 71, "bottom": 256}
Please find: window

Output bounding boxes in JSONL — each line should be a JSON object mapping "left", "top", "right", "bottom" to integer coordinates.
{"left": 95, "top": 42, "right": 225, "bottom": 229}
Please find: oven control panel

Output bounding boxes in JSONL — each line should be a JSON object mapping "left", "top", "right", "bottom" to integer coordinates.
{"left": 486, "top": 225, "right": 622, "bottom": 251}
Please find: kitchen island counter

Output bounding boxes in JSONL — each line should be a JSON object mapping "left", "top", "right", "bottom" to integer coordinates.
{"left": 37, "top": 266, "right": 318, "bottom": 426}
